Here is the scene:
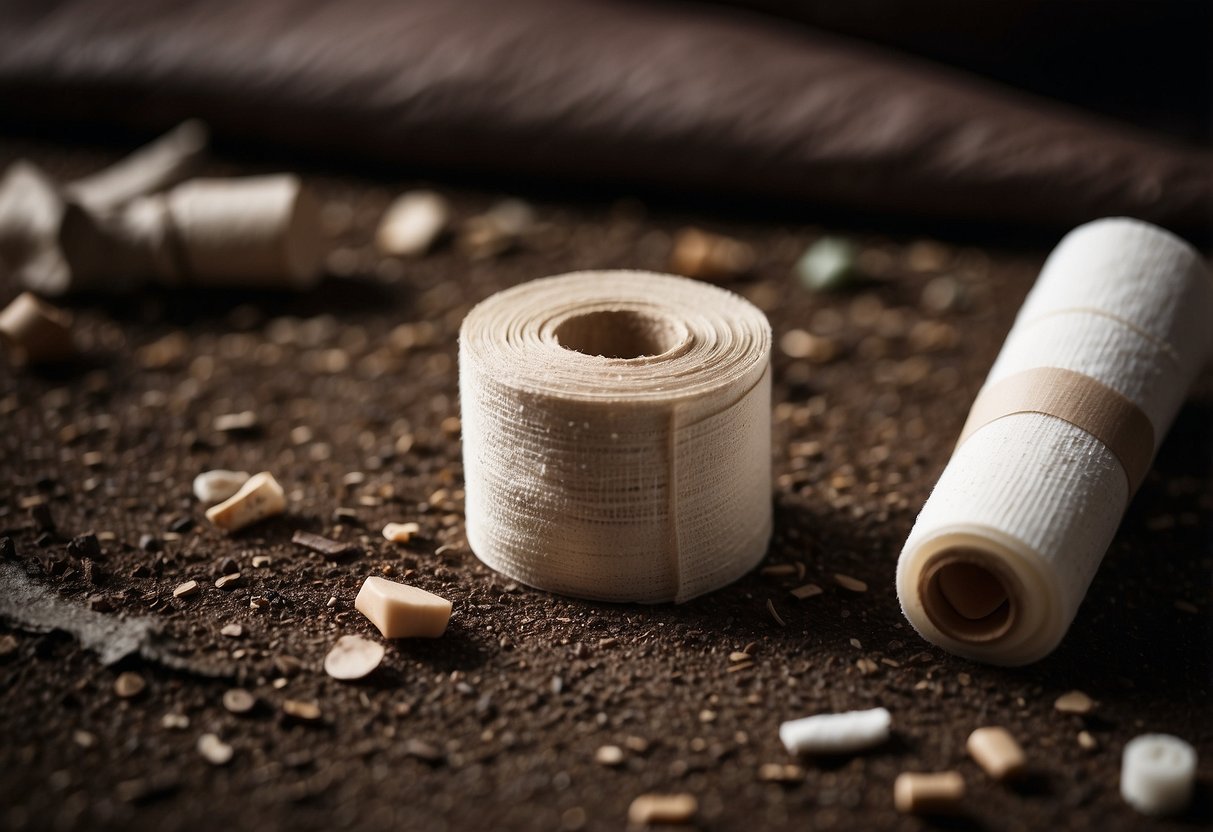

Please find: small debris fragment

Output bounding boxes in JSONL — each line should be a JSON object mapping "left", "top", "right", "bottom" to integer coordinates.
{"left": 1054, "top": 690, "right": 1095, "bottom": 716}
{"left": 0, "top": 537, "right": 15, "bottom": 559}
{"left": 206, "top": 472, "right": 286, "bottom": 532}
{"left": 222, "top": 688, "right": 256, "bottom": 715}
{"left": 758, "top": 763, "right": 804, "bottom": 783}
{"left": 856, "top": 658, "right": 879, "bottom": 675}
{"left": 668, "top": 227, "right": 754, "bottom": 281}
{"left": 355, "top": 576, "right": 452, "bottom": 638}
{"left": 728, "top": 651, "right": 751, "bottom": 663}
{"left": 114, "top": 671, "right": 146, "bottom": 699}
{"left": 213, "top": 411, "right": 258, "bottom": 433}
{"left": 324, "top": 634, "right": 386, "bottom": 681}
{"left": 282, "top": 699, "right": 322, "bottom": 722}
{"left": 790, "top": 583, "right": 823, "bottom": 600}
{"left": 1121, "top": 734, "right": 1196, "bottom": 817}
{"left": 779, "top": 329, "right": 838, "bottom": 363}
{"left": 796, "top": 238, "right": 858, "bottom": 293}
{"left": 0, "top": 633, "right": 19, "bottom": 658}
{"left": 375, "top": 190, "right": 451, "bottom": 257}
{"left": 161, "top": 713, "right": 189, "bottom": 730}
{"left": 73, "top": 730, "right": 96, "bottom": 748}
{"left": 192, "top": 470, "right": 250, "bottom": 504}
{"left": 627, "top": 793, "right": 698, "bottom": 826}
{"left": 220, "top": 623, "right": 243, "bottom": 639}
{"left": 766, "top": 599, "right": 786, "bottom": 627}
{"left": 1078, "top": 731, "right": 1098, "bottom": 751}
{"left": 894, "top": 771, "right": 965, "bottom": 814}
{"left": 403, "top": 738, "right": 443, "bottom": 763}
{"left": 595, "top": 745, "right": 625, "bottom": 767}
{"left": 67, "top": 533, "right": 101, "bottom": 560}
{"left": 967, "top": 727, "right": 1027, "bottom": 781}
{"left": 138, "top": 533, "right": 161, "bottom": 552}
{"left": 832, "top": 573, "right": 868, "bottom": 593}
{"left": 780, "top": 707, "right": 891, "bottom": 755}
{"left": 382, "top": 522, "right": 421, "bottom": 543}
{"left": 459, "top": 199, "right": 534, "bottom": 259}
{"left": 196, "top": 733, "right": 233, "bottom": 766}
{"left": 760, "top": 564, "right": 798, "bottom": 577}
{"left": 173, "top": 580, "right": 199, "bottom": 600}
{"left": 0, "top": 292, "right": 75, "bottom": 365}
{"left": 214, "top": 573, "right": 242, "bottom": 590}
{"left": 292, "top": 530, "right": 360, "bottom": 560}
{"left": 251, "top": 555, "right": 272, "bottom": 568}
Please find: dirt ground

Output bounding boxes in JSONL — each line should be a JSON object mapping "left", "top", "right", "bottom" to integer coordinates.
{"left": 1, "top": 135, "right": 1210, "bottom": 832}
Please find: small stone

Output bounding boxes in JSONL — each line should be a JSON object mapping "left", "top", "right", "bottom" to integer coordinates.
{"left": 1054, "top": 690, "right": 1095, "bottom": 715}
{"left": 196, "top": 733, "right": 233, "bottom": 766}
{"left": 833, "top": 573, "right": 868, "bottom": 593}
{"left": 213, "top": 411, "right": 258, "bottom": 433}
{"left": 222, "top": 688, "right": 257, "bottom": 714}
{"left": 161, "top": 713, "right": 189, "bottom": 730}
{"left": 173, "top": 580, "right": 199, "bottom": 600}
{"left": 282, "top": 699, "right": 322, "bottom": 722}
{"left": 355, "top": 576, "right": 452, "bottom": 638}
{"left": 375, "top": 190, "right": 451, "bottom": 257}
{"left": 627, "top": 793, "right": 698, "bottom": 826}
{"left": 220, "top": 623, "right": 243, "bottom": 638}
{"left": 0, "top": 633, "right": 19, "bottom": 658}
{"left": 894, "top": 771, "right": 965, "bottom": 814}
{"left": 324, "top": 634, "right": 386, "bottom": 681}
{"left": 114, "top": 672, "right": 146, "bottom": 698}
{"left": 1078, "top": 731, "right": 1098, "bottom": 751}
{"left": 192, "top": 470, "right": 251, "bottom": 504}
{"left": 72, "top": 730, "right": 96, "bottom": 748}
{"left": 796, "top": 237, "right": 858, "bottom": 293}
{"left": 215, "top": 573, "right": 242, "bottom": 590}
{"left": 790, "top": 583, "right": 823, "bottom": 600}
{"left": 382, "top": 522, "right": 421, "bottom": 543}
{"left": 595, "top": 745, "right": 625, "bottom": 767}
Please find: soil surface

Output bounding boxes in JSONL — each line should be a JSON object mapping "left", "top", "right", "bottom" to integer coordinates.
{"left": 1, "top": 135, "right": 1210, "bottom": 832}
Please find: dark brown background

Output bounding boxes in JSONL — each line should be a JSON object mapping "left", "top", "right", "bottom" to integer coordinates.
{"left": 0, "top": 135, "right": 1210, "bottom": 832}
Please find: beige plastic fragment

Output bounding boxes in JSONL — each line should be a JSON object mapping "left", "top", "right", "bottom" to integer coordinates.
{"left": 375, "top": 190, "right": 450, "bottom": 256}
{"left": 893, "top": 771, "right": 965, "bottom": 814}
{"left": 193, "top": 469, "right": 251, "bottom": 504}
{"left": 1054, "top": 690, "right": 1095, "bottom": 715}
{"left": 627, "top": 793, "right": 698, "bottom": 825}
{"left": 0, "top": 292, "right": 75, "bottom": 365}
{"left": 382, "top": 522, "right": 421, "bottom": 543}
{"left": 355, "top": 576, "right": 451, "bottom": 638}
{"left": 966, "top": 727, "right": 1027, "bottom": 781}
{"left": 205, "top": 472, "right": 286, "bottom": 532}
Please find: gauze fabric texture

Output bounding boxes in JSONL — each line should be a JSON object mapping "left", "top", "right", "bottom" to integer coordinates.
{"left": 897, "top": 218, "right": 1213, "bottom": 665}
{"left": 459, "top": 271, "right": 772, "bottom": 603}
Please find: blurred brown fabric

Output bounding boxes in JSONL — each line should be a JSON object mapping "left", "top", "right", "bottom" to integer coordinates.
{"left": 0, "top": 0, "right": 1208, "bottom": 235}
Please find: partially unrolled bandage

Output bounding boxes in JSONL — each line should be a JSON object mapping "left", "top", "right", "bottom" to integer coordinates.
{"left": 897, "top": 218, "right": 1213, "bottom": 665}
{"left": 459, "top": 271, "right": 772, "bottom": 603}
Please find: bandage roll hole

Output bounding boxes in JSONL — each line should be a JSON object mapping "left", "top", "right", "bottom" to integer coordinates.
{"left": 919, "top": 550, "right": 1015, "bottom": 644}
{"left": 551, "top": 307, "right": 689, "bottom": 360}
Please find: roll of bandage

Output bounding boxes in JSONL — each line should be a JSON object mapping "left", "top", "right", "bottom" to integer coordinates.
{"left": 459, "top": 270, "right": 772, "bottom": 603}
{"left": 897, "top": 218, "right": 1213, "bottom": 665}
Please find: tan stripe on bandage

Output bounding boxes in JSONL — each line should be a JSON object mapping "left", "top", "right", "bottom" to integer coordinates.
{"left": 957, "top": 367, "right": 1155, "bottom": 492}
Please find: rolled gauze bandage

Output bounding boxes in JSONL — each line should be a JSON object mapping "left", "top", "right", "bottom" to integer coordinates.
{"left": 898, "top": 218, "right": 1213, "bottom": 665}
{"left": 459, "top": 270, "right": 772, "bottom": 603}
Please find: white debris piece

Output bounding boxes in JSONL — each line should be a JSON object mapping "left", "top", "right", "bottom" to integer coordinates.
{"left": 205, "top": 471, "right": 286, "bottom": 532}
{"left": 375, "top": 190, "right": 450, "bottom": 256}
{"left": 779, "top": 707, "right": 892, "bottom": 755}
{"left": 1121, "top": 734, "right": 1196, "bottom": 817}
{"left": 323, "top": 634, "right": 386, "bottom": 681}
{"left": 193, "top": 469, "right": 251, "bottom": 504}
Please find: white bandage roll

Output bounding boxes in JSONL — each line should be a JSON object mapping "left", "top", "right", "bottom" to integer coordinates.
{"left": 897, "top": 218, "right": 1213, "bottom": 665}
{"left": 459, "top": 270, "right": 772, "bottom": 603}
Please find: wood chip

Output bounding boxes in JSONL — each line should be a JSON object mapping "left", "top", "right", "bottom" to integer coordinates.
{"left": 594, "top": 745, "right": 625, "bottom": 767}
{"left": 627, "top": 793, "right": 698, "bottom": 826}
{"left": 292, "top": 530, "right": 360, "bottom": 560}
{"left": 323, "top": 634, "right": 386, "bottom": 681}
{"left": 173, "top": 580, "right": 199, "bottom": 600}
{"left": 215, "top": 572, "right": 241, "bottom": 590}
{"left": 114, "top": 671, "right": 146, "bottom": 698}
{"left": 966, "top": 727, "right": 1027, "bottom": 781}
{"left": 766, "top": 599, "right": 786, "bottom": 627}
{"left": 894, "top": 771, "right": 965, "bottom": 814}
{"left": 760, "top": 564, "right": 798, "bottom": 577}
{"left": 1054, "top": 690, "right": 1095, "bottom": 715}
{"left": 220, "top": 623, "right": 243, "bottom": 638}
{"left": 790, "top": 583, "right": 823, "bottom": 600}
{"left": 382, "top": 522, "right": 421, "bottom": 543}
{"left": 213, "top": 411, "right": 258, "bottom": 432}
{"left": 856, "top": 658, "right": 879, "bottom": 675}
{"left": 403, "top": 738, "right": 443, "bottom": 762}
{"left": 222, "top": 688, "right": 256, "bottom": 715}
{"left": 833, "top": 573, "right": 868, "bottom": 592}
{"left": 728, "top": 651, "right": 751, "bottom": 663}
{"left": 282, "top": 699, "right": 322, "bottom": 722}
{"left": 758, "top": 763, "right": 804, "bottom": 783}
{"left": 1078, "top": 730, "right": 1098, "bottom": 751}
{"left": 205, "top": 472, "right": 286, "bottom": 532}
{"left": 251, "top": 555, "right": 272, "bottom": 568}
{"left": 196, "top": 733, "right": 233, "bottom": 766}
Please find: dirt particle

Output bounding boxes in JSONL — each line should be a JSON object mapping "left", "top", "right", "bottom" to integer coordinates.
{"left": 766, "top": 599, "right": 787, "bottom": 627}
{"left": 173, "top": 580, "right": 199, "bottom": 600}
{"left": 627, "top": 793, "right": 698, "bottom": 825}
{"left": 197, "top": 733, "right": 234, "bottom": 766}
{"left": 220, "top": 623, "right": 243, "bottom": 638}
{"left": 833, "top": 573, "right": 868, "bottom": 593}
{"left": 789, "top": 583, "right": 823, "bottom": 600}
{"left": 1054, "top": 690, "right": 1095, "bottom": 715}
{"left": 114, "top": 672, "right": 146, "bottom": 699}
{"left": 223, "top": 688, "right": 257, "bottom": 715}
{"left": 324, "top": 634, "right": 386, "bottom": 681}
{"left": 595, "top": 745, "right": 625, "bottom": 767}
{"left": 282, "top": 700, "right": 322, "bottom": 723}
